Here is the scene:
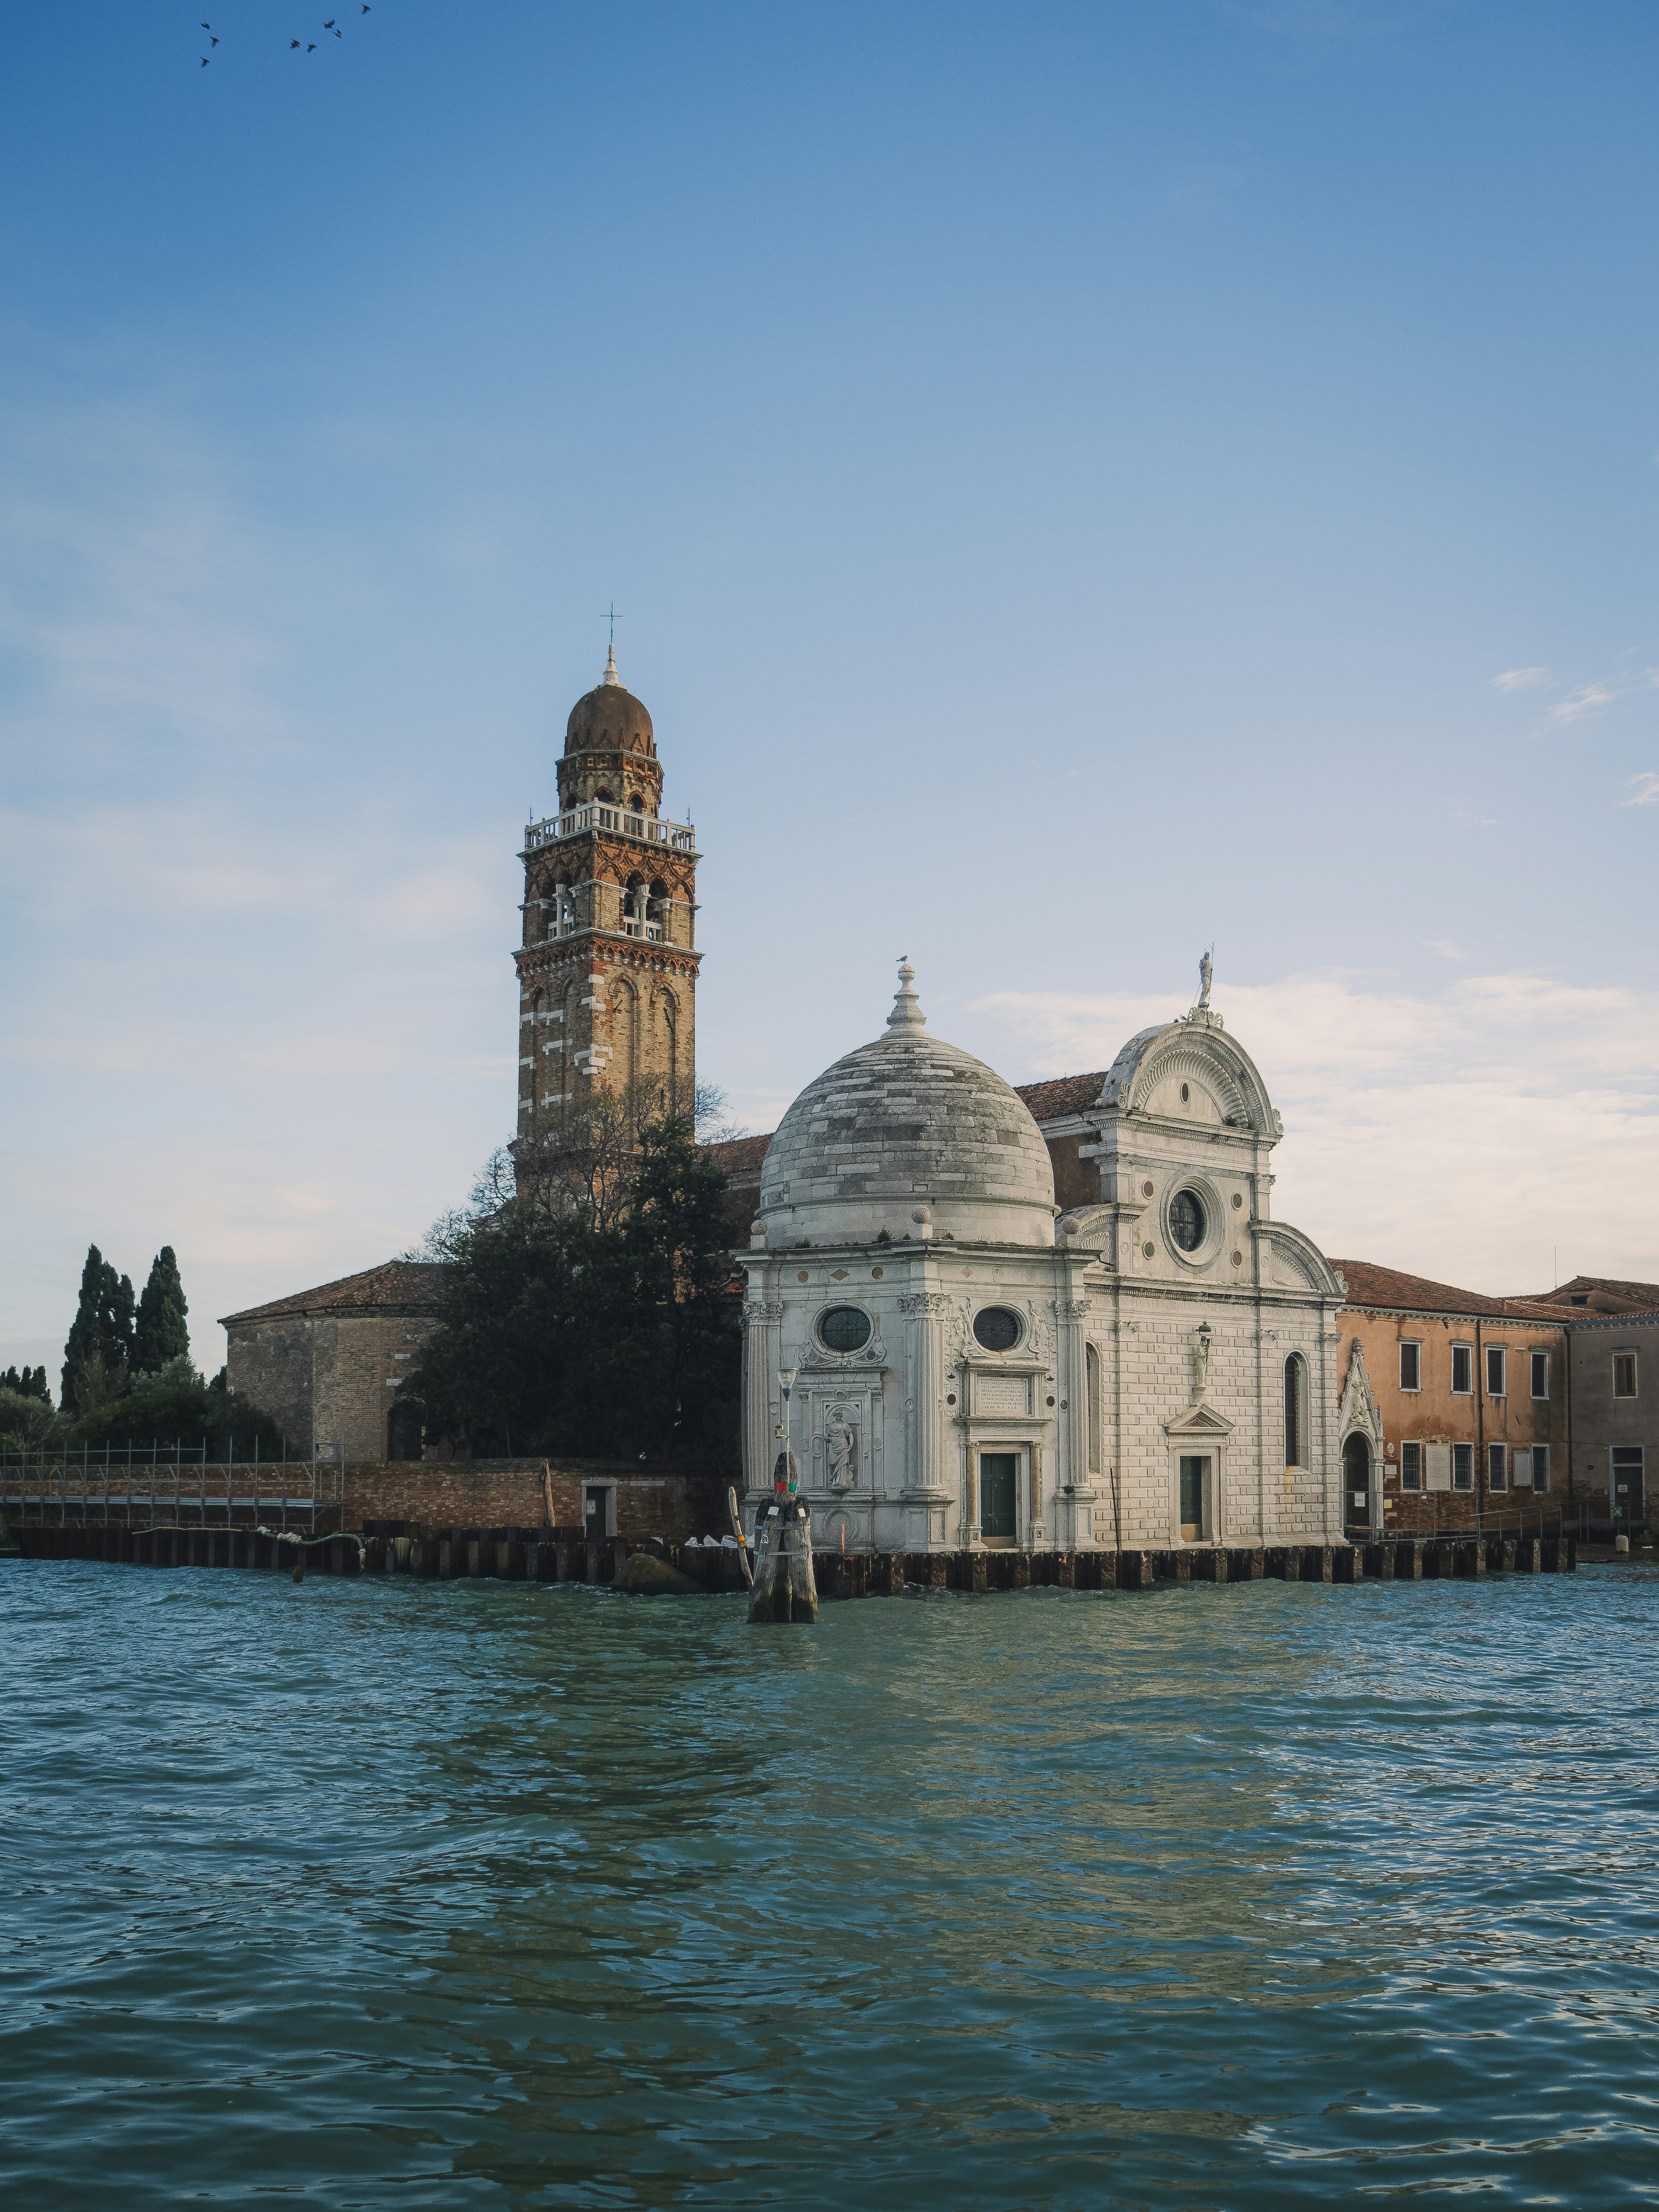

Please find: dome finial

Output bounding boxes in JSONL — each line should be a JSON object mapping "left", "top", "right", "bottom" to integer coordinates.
{"left": 601, "top": 601, "right": 621, "bottom": 686}
{"left": 887, "top": 954, "right": 927, "bottom": 1030}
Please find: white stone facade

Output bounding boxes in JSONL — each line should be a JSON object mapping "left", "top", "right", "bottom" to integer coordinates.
{"left": 739, "top": 966, "right": 1345, "bottom": 1551}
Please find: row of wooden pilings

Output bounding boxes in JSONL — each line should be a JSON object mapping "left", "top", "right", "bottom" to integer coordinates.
{"left": 13, "top": 1523, "right": 1575, "bottom": 1587}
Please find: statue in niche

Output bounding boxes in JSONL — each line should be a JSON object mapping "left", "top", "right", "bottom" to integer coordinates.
{"left": 825, "top": 1407, "right": 858, "bottom": 1489}
{"left": 1192, "top": 1326, "right": 1212, "bottom": 1402}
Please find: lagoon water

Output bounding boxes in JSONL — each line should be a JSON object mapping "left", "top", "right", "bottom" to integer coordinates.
{"left": 3, "top": 1561, "right": 1659, "bottom": 2209}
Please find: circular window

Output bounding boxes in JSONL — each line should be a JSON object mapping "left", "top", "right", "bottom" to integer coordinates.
{"left": 1170, "top": 1190, "right": 1207, "bottom": 1252}
{"left": 973, "top": 1307, "right": 1021, "bottom": 1351}
{"left": 820, "top": 1306, "right": 871, "bottom": 1353}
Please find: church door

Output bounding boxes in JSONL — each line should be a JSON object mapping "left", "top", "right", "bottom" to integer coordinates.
{"left": 1343, "top": 1433, "right": 1372, "bottom": 1529}
{"left": 1179, "top": 1455, "right": 1208, "bottom": 1541}
{"left": 979, "top": 1454, "right": 1018, "bottom": 1547}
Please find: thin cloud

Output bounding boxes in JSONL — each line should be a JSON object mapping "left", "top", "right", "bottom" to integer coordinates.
{"left": 1424, "top": 939, "right": 1465, "bottom": 960}
{"left": 1620, "top": 772, "right": 1659, "bottom": 809}
{"left": 1550, "top": 680, "right": 1618, "bottom": 725}
{"left": 1492, "top": 667, "right": 1548, "bottom": 693}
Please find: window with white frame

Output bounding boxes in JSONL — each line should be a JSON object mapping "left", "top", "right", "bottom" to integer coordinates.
{"left": 1486, "top": 1344, "right": 1506, "bottom": 1397}
{"left": 1614, "top": 1351, "right": 1638, "bottom": 1398}
{"left": 1488, "top": 1441, "right": 1507, "bottom": 1491}
{"left": 1451, "top": 1343, "right": 1473, "bottom": 1395}
{"left": 1401, "top": 1441, "right": 1423, "bottom": 1491}
{"left": 1530, "top": 1350, "right": 1549, "bottom": 1400}
{"left": 1399, "top": 1340, "right": 1422, "bottom": 1391}
{"left": 1452, "top": 1443, "right": 1474, "bottom": 1490}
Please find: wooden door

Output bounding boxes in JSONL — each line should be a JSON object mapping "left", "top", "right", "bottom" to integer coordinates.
{"left": 1343, "top": 1432, "right": 1371, "bottom": 1528}
{"left": 1613, "top": 1448, "right": 1644, "bottom": 1531}
{"left": 980, "top": 1454, "right": 1017, "bottom": 1545}
{"left": 584, "top": 1485, "right": 607, "bottom": 1546}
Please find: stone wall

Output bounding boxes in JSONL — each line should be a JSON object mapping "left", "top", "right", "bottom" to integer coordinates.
{"left": 1565, "top": 1313, "right": 1658, "bottom": 1530}
{"left": 226, "top": 1309, "right": 436, "bottom": 1462}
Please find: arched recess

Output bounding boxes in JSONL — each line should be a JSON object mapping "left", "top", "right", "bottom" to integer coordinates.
{"left": 526, "top": 989, "right": 543, "bottom": 1119}
{"left": 1284, "top": 1353, "right": 1308, "bottom": 1468}
{"left": 611, "top": 976, "right": 638, "bottom": 1098}
{"left": 655, "top": 985, "right": 680, "bottom": 1112}
{"left": 1085, "top": 1342, "right": 1102, "bottom": 1475}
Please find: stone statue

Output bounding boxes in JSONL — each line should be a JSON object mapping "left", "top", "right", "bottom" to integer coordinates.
{"left": 825, "top": 1408, "right": 858, "bottom": 1489}
{"left": 1198, "top": 947, "right": 1213, "bottom": 1009}
{"left": 1192, "top": 1327, "right": 1211, "bottom": 1400}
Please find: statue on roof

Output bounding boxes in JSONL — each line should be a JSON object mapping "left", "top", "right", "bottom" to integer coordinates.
{"left": 1197, "top": 947, "right": 1213, "bottom": 1010}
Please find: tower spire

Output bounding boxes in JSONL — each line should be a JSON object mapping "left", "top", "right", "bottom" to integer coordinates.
{"left": 601, "top": 601, "right": 620, "bottom": 686}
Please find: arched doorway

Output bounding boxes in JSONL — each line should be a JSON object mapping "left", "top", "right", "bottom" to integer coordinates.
{"left": 1343, "top": 1431, "right": 1372, "bottom": 1530}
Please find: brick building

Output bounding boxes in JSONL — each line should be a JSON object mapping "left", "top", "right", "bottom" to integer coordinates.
{"left": 221, "top": 1261, "right": 442, "bottom": 1461}
{"left": 515, "top": 646, "right": 700, "bottom": 1138}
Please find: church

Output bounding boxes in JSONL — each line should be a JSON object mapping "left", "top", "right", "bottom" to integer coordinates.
{"left": 226, "top": 647, "right": 1609, "bottom": 1551}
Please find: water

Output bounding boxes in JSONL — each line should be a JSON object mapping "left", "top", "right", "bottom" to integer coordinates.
{"left": 3, "top": 1563, "right": 1659, "bottom": 2209}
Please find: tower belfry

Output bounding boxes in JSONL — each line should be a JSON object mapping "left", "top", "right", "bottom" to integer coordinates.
{"left": 515, "top": 650, "right": 700, "bottom": 1137}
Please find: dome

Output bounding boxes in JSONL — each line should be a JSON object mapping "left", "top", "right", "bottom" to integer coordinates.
{"left": 565, "top": 647, "right": 654, "bottom": 756}
{"left": 759, "top": 963, "right": 1057, "bottom": 1247}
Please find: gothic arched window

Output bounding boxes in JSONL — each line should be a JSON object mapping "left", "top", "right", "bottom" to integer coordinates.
{"left": 1284, "top": 1354, "right": 1307, "bottom": 1469}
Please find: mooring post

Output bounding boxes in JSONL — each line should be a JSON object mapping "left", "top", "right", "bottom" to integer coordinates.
{"left": 749, "top": 1496, "right": 819, "bottom": 1625}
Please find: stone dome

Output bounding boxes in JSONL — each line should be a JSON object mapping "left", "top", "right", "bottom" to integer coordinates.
{"left": 565, "top": 648, "right": 654, "bottom": 756}
{"left": 759, "top": 963, "right": 1058, "bottom": 1247}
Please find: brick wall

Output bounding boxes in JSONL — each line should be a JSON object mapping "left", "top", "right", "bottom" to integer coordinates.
{"left": 227, "top": 1310, "right": 437, "bottom": 1460}
{"left": 340, "top": 1457, "right": 731, "bottom": 1541}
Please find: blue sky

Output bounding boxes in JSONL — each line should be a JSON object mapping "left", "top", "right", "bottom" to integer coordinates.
{"left": 3, "top": 0, "right": 1657, "bottom": 1377}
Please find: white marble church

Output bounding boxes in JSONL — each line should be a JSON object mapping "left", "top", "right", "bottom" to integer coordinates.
{"left": 738, "top": 959, "right": 1346, "bottom": 1554}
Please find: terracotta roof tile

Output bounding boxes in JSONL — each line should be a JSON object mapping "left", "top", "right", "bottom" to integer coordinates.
{"left": 1330, "top": 1259, "right": 1568, "bottom": 1322}
{"left": 221, "top": 1259, "right": 446, "bottom": 1327}
{"left": 1015, "top": 1072, "right": 1109, "bottom": 1122}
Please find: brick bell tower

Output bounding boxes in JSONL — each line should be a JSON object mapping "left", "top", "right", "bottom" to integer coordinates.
{"left": 515, "top": 645, "right": 700, "bottom": 1138}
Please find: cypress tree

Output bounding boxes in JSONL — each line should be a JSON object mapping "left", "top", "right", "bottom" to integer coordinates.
{"left": 61, "top": 1244, "right": 136, "bottom": 1412}
{"left": 134, "top": 1246, "right": 190, "bottom": 1373}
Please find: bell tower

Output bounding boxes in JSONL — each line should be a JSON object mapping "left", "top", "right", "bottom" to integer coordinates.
{"left": 515, "top": 648, "right": 700, "bottom": 1137}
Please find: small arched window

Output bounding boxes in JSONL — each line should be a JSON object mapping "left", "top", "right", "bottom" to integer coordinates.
{"left": 1284, "top": 1354, "right": 1307, "bottom": 1468}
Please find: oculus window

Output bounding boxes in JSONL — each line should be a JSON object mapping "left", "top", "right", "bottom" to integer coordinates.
{"left": 1170, "top": 1190, "right": 1206, "bottom": 1252}
{"left": 973, "top": 1307, "right": 1021, "bottom": 1352}
{"left": 819, "top": 1307, "right": 872, "bottom": 1354}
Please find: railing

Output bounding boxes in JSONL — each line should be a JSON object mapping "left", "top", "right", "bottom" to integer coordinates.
{"left": 623, "top": 918, "right": 663, "bottom": 940}
{"left": 1344, "top": 1498, "right": 1566, "bottom": 1543}
{"left": 525, "top": 805, "right": 695, "bottom": 852}
{"left": 0, "top": 1439, "right": 345, "bottom": 1535}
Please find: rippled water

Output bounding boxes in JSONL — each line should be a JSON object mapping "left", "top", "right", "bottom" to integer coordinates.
{"left": 4, "top": 1560, "right": 1659, "bottom": 2208}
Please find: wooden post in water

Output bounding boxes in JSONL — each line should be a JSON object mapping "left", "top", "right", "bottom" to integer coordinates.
{"left": 749, "top": 1496, "right": 818, "bottom": 1625}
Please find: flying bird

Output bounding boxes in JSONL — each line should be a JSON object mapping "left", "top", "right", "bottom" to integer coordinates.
{"left": 291, "top": 37, "right": 300, "bottom": 46}
{"left": 324, "top": 16, "right": 335, "bottom": 24}
{"left": 200, "top": 54, "right": 209, "bottom": 65}
{"left": 200, "top": 18, "right": 210, "bottom": 25}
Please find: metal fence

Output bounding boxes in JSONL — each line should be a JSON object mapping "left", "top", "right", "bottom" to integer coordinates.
{"left": 0, "top": 1437, "right": 345, "bottom": 1534}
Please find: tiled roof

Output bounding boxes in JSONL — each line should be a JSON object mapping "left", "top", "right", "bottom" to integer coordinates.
{"left": 1015, "top": 1071, "right": 1109, "bottom": 1122}
{"left": 1510, "top": 1273, "right": 1659, "bottom": 1314}
{"left": 221, "top": 1259, "right": 446, "bottom": 1327}
{"left": 1330, "top": 1259, "right": 1568, "bottom": 1322}
{"left": 702, "top": 1132, "right": 771, "bottom": 1181}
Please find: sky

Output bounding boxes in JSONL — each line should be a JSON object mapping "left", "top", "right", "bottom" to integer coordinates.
{"left": 2, "top": 0, "right": 1656, "bottom": 1382}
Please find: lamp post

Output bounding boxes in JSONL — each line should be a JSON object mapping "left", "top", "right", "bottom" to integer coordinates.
{"left": 776, "top": 1367, "right": 798, "bottom": 1496}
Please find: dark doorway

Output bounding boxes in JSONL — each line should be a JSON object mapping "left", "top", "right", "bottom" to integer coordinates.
{"left": 584, "top": 1485, "right": 609, "bottom": 1546}
{"left": 980, "top": 1453, "right": 1017, "bottom": 1545}
{"left": 1613, "top": 1447, "right": 1645, "bottom": 1531}
{"left": 386, "top": 1402, "right": 423, "bottom": 1462}
{"left": 1344, "top": 1432, "right": 1372, "bottom": 1527}
{"left": 1179, "top": 1454, "right": 1208, "bottom": 1541}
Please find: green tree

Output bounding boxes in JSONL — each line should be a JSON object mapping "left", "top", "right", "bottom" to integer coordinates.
{"left": 405, "top": 1114, "right": 740, "bottom": 1460}
{"left": 61, "top": 1245, "right": 136, "bottom": 1414}
{"left": 133, "top": 1246, "right": 190, "bottom": 1374}
{"left": 66, "top": 1364, "right": 286, "bottom": 1458}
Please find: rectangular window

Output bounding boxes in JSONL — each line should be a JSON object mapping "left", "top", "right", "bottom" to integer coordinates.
{"left": 1486, "top": 1345, "right": 1506, "bottom": 1397}
{"left": 1533, "top": 1444, "right": 1550, "bottom": 1493}
{"left": 1488, "top": 1441, "right": 1508, "bottom": 1491}
{"left": 1451, "top": 1343, "right": 1473, "bottom": 1395}
{"left": 1614, "top": 1352, "right": 1638, "bottom": 1398}
{"left": 1452, "top": 1443, "right": 1474, "bottom": 1491}
{"left": 1401, "top": 1441, "right": 1423, "bottom": 1491}
{"left": 1530, "top": 1351, "right": 1549, "bottom": 1400}
{"left": 1399, "top": 1340, "right": 1422, "bottom": 1392}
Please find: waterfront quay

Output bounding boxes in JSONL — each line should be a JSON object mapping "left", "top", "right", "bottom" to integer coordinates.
{"left": 11, "top": 1521, "right": 1575, "bottom": 1589}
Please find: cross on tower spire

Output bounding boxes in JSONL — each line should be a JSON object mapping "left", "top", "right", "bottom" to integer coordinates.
{"left": 601, "top": 602, "right": 621, "bottom": 686}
